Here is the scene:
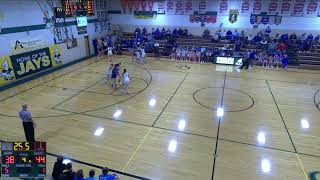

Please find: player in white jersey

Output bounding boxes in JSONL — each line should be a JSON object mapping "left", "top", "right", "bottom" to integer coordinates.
{"left": 107, "top": 46, "right": 113, "bottom": 61}
{"left": 121, "top": 69, "right": 130, "bottom": 94}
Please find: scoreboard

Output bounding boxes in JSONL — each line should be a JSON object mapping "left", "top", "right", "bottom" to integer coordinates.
{"left": 1, "top": 142, "right": 46, "bottom": 178}
{"left": 61, "top": 0, "right": 95, "bottom": 17}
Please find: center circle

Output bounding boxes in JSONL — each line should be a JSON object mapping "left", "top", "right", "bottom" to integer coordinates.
{"left": 193, "top": 87, "right": 254, "bottom": 112}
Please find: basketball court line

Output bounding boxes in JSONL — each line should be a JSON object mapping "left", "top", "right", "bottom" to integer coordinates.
{"left": 296, "top": 154, "right": 309, "bottom": 180}
{"left": 211, "top": 71, "right": 227, "bottom": 180}
{"left": 151, "top": 73, "right": 189, "bottom": 127}
{"left": 266, "top": 80, "right": 297, "bottom": 153}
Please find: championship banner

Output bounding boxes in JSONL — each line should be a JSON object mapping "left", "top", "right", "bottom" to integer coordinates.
{"left": 199, "top": 0, "right": 207, "bottom": 14}
{"left": 190, "top": 12, "right": 217, "bottom": 23}
{"left": 134, "top": 0, "right": 140, "bottom": 11}
{"left": 306, "top": 0, "right": 318, "bottom": 16}
{"left": 275, "top": 15, "right": 282, "bottom": 25}
{"left": 269, "top": 15, "right": 275, "bottom": 24}
{"left": 250, "top": 12, "right": 282, "bottom": 25}
{"left": 268, "top": 0, "right": 279, "bottom": 15}
{"left": 121, "top": 0, "right": 127, "bottom": 14}
{"left": 250, "top": 14, "right": 257, "bottom": 24}
{"left": 262, "top": 15, "right": 269, "bottom": 24}
{"left": 167, "top": 0, "right": 174, "bottom": 14}
{"left": 128, "top": 0, "right": 134, "bottom": 13}
{"left": 147, "top": 0, "right": 154, "bottom": 13}
{"left": 241, "top": 0, "right": 251, "bottom": 14}
{"left": 252, "top": 0, "right": 262, "bottom": 14}
{"left": 219, "top": 0, "right": 228, "bottom": 15}
{"left": 157, "top": 0, "right": 165, "bottom": 14}
{"left": 229, "top": 9, "right": 239, "bottom": 23}
{"left": 292, "top": 0, "right": 305, "bottom": 16}
{"left": 280, "top": 0, "right": 292, "bottom": 16}
{"left": 185, "top": 0, "right": 193, "bottom": 15}
{"left": 134, "top": 10, "right": 157, "bottom": 18}
{"left": 10, "top": 48, "right": 53, "bottom": 80}
{"left": 141, "top": 0, "right": 147, "bottom": 11}
{"left": 175, "top": 0, "right": 184, "bottom": 15}
{"left": 0, "top": 56, "right": 15, "bottom": 85}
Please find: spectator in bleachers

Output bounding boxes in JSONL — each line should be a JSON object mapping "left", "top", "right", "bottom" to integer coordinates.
{"left": 203, "top": 29, "right": 210, "bottom": 38}
{"left": 183, "top": 28, "right": 188, "bottom": 36}
{"left": 314, "top": 35, "right": 320, "bottom": 45}
{"left": 265, "top": 26, "right": 271, "bottom": 36}
{"left": 99, "top": 167, "right": 119, "bottom": 180}
{"left": 86, "top": 169, "right": 96, "bottom": 180}
{"left": 154, "top": 41, "right": 160, "bottom": 57}
{"left": 161, "top": 27, "right": 166, "bottom": 39}
{"left": 52, "top": 156, "right": 65, "bottom": 180}
{"left": 307, "top": 33, "right": 314, "bottom": 41}
{"left": 226, "top": 29, "right": 232, "bottom": 39}
{"left": 74, "top": 169, "right": 85, "bottom": 180}
{"left": 142, "top": 27, "right": 147, "bottom": 36}
{"left": 135, "top": 27, "right": 141, "bottom": 35}
{"left": 178, "top": 28, "right": 183, "bottom": 37}
{"left": 155, "top": 27, "right": 160, "bottom": 39}
{"left": 299, "top": 33, "right": 307, "bottom": 41}
{"left": 128, "top": 38, "right": 134, "bottom": 48}
{"left": 172, "top": 28, "right": 178, "bottom": 38}
{"left": 233, "top": 29, "right": 239, "bottom": 38}
{"left": 281, "top": 33, "right": 289, "bottom": 42}
{"left": 166, "top": 29, "right": 171, "bottom": 37}
{"left": 58, "top": 163, "right": 75, "bottom": 180}
{"left": 289, "top": 33, "right": 297, "bottom": 44}
{"left": 121, "top": 38, "right": 127, "bottom": 48}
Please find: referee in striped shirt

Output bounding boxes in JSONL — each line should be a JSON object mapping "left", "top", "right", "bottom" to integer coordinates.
{"left": 19, "top": 104, "right": 36, "bottom": 142}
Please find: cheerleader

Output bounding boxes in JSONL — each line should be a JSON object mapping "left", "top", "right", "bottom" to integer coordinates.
{"left": 282, "top": 54, "right": 289, "bottom": 69}
{"left": 176, "top": 47, "right": 181, "bottom": 61}
{"left": 107, "top": 45, "right": 113, "bottom": 61}
{"left": 181, "top": 48, "right": 186, "bottom": 61}
{"left": 268, "top": 53, "right": 274, "bottom": 68}
{"left": 262, "top": 53, "right": 268, "bottom": 67}
{"left": 258, "top": 52, "right": 264, "bottom": 66}
{"left": 187, "top": 50, "right": 192, "bottom": 61}
{"left": 121, "top": 69, "right": 130, "bottom": 94}
{"left": 196, "top": 50, "right": 201, "bottom": 63}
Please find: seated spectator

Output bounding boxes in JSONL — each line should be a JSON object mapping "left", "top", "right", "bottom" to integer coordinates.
{"left": 203, "top": 29, "right": 210, "bottom": 38}
{"left": 142, "top": 27, "right": 147, "bottom": 36}
{"left": 128, "top": 38, "right": 134, "bottom": 48}
{"left": 121, "top": 38, "right": 128, "bottom": 48}
{"left": 307, "top": 33, "right": 313, "bottom": 41}
{"left": 135, "top": 27, "right": 141, "bottom": 35}
{"left": 277, "top": 41, "right": 287, "bottom": 52}
{"left": 178, "top": 28, "right": 184, "bottom": 37}
{"left": 241, "top": 30, "right": 246, "bottom": 39}
{"left": 52, "top": 156, "right": 65, "bottom": 180}
{"left": 166, "top": 29, "right": 171, "bottom": 37}
{"left": 161, "top": 27, "right": 166, "bottom": 38}
{"left": 58, "top": 163, "right": 75, "bottom": 180}
{"left": 151, "top": 27, "right": 155, "bottom": 36}
{"left": 86, "top": 169, "right": 96, "bottom": 180}
{"left": 172, "top": 28, "right": 178, "bottom": 38}
{"left": 155, "top": 27, "right": 160, "bottom": 39}
{"left": 289, "top": 33, "right": 297, "bottom": 44}
{"left": 253, "top": 35, "right": 262, "bottom": 44}
{"left": 183, "top": 28, "right": 188, "bottom": 36}
{"left": 268, "top": 41, "right": 277, "bottom": 55}
{"left": 265, "top": 26, "right": 271, "bottom": 35}
{"left": 74, "top": 169, "right": 85, "bottom": 180}
{"left": 233, "top": 29, "right": 239, "bottom": 37}
{"left": 99, "top": 167, "right": 119, "bottom": 180}
{"left": 281, "top": 33, "right": 289, "bottom": 42}
{"left": 299, "top": 33, "right": 307, "bottom": 41}
{"left": 226, "top": 29, "right": 232, "bottom": 38}
{"left": 314, "top": 35, "right": 320, "bottom": 44}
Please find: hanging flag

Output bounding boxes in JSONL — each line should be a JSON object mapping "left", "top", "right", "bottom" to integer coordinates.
{"left": 306, "top": 0, "right": 318, "bottom": 16}
{"left": 167, "top": 0, "right": 174, "bottom": 14}
{"left": 175, "top": 0, "right": 184, "bottom": 15}
{"left": 229, "top": 9, "right": 239, "bottom": 23}
{"left": 275, "top": 15, "right": 282, "bottom": 25}
{"left": 268, "top": 16, "right": 275, "bottom": 24}
{"left": 199, "top": 0, "right": 207, "bottom": 14}
{"left": 147, "top": 0, "right": 153, "bottom": 13}
{"left": 292, "top": 0, "right": 305, "bottom": 16}
{"left": 157, "top": 0, "right": 165, "bottom": 14}
{"left": 252, "top": 0, "right": 262, "bottom": 14}
{"left": 219, "top": 0, "right": 228, "bottom": 15}
{"left": 241, "top": 0, "right": 250, "bottom": 14}
{"left": 185, "top": 0, "right": 193, "bottom": 15}
{"left": 280, "top": 0, "right": 292, "bottom": 16}
{"left": 141, "top": 0, "right": 147, "bottom": 11}
{"left": 121, "top": 0, "right": 127, "bottom": 14}
{"left": 128, "top": 0, "right": 134, "bottom": 13}
{"left": 268, "top": 0, "right": 278, "bottom": 15}
{"left": 134, "top": 0, "right": 140, "bottom": 11}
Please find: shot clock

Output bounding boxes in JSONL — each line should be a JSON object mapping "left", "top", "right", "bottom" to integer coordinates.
{"left": 0, "top": 142, "right": 46, "bottom": 178}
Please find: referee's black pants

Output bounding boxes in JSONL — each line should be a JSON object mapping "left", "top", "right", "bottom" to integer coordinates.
{"left": 23, "top": 122, "right": 35, "bottom": 142}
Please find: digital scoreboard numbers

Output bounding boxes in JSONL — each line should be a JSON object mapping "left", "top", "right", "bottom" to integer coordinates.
{"left": 1, "top": 142, "right": 46, "bottom": 178}
{"left": 62, "top": 0, "right": 95, "bottom": 17}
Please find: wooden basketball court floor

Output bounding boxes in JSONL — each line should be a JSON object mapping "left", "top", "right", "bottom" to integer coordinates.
{"left": 1, "top": 55, "right": 320, "bottom": 180}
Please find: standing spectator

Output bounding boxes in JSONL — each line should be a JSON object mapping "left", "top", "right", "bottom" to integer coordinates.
{"left": 226, "top": 29, "right": 232, "bottom": 39}
{"left": 307, "top": 33, "right": 314, "bottom": 41}
{"left": 172, "top": 28, "right": 178, "bottom": 38}
{"left": 58, "top": 163, "right": 75, "bottom": 180}
{"left": 135, "top": 27, "right": 141, "bottom": 35}
{"left": 142, "top": 27, "right": 147, "bottom": 36}
{"left": 154, "top": 41, "right": 160, "bottom": 57}
{"left": 99, "top": 167, "right": 119, "bottom": 180}
{"left": 282, "top": 54, "right": 289, "bottom": 69}
{"left": 92, "top": 38, "right": 98, "bottom": 55}
{"left": 161, "top": 27, "right": 166, "bottom": 39}
{"left": 233, "top": 29, "right": 239, "bottom": 38}
{"left": 289, "top": 33, "right": 297, "bottom": 44}
{"left": 19, "top": 104, "right": 36, "bottom": 142}
{"left": 86, "top": 169, "right": 97, "bottom": 180}
{"left": 166, "top": 29, "right": 171, "bottom": 37}
{"left": 52, "top": 156, "right": 65, "bottom": 180}
{"left": 265, "top": 26, "right": 271, "bottom": 36}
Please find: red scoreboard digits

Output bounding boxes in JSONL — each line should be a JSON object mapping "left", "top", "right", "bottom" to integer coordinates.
{"left": 4, "top": 156, "right": 15, "bottom": 164}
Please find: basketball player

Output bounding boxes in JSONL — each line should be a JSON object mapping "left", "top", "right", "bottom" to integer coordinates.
{"left": 121, "top": 69, "right": 130, "bottom": 94}
{"left": 106, "top": 63, "right": 114, "bottom": 80}
{"left": 19, "top": 104, "right": 36, "bottom": 142}
{"left": 97, "top": 40, "right": 104, "bottom": 60}
{"left": 107, "top": 45, "right": 113, "bottom": 61}
{"left": 111, "top": 64, "right": 120, "bottom": 88}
